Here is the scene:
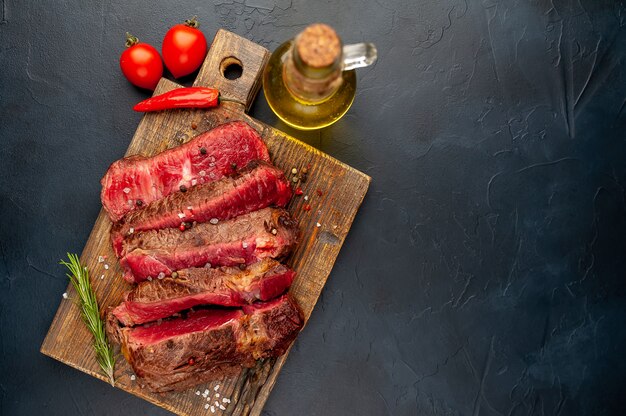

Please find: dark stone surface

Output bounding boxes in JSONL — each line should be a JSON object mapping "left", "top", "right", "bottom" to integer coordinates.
{"left": 1, "top": 0, "right": 625, "bottom": 415}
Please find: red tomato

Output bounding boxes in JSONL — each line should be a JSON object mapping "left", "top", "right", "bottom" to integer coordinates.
{"left": 162, "top": 17, "right": 207, "bottom": 78}
{"left": 120, "top": 33, "right": 163, "bottom": 90}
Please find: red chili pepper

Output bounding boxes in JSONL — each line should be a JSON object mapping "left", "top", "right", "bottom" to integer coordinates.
{"left": 133, "top": 87, "right": 221, "bottom": 112}
{"left": 303, "top": 204, "right": 311, "bottom": 211}
{"left": 188, "top": 357, "right": 195, "bottom": 365}
{"left": 316, "top": 188, "right": 323, "bottom": 196}
{"left": 295, "top": 187, "right": 303, "bottom": 196}
{"left": 179, "top": 223, "right": 186, "bottom": 231}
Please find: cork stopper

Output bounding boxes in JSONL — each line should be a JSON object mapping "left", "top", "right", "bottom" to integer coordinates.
{"left": 296, "top": 24, "right": 341, "bottom": 68}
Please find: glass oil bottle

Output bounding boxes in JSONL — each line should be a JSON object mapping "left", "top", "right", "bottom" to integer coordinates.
{"left": 263, "top": 23, "right": 377, "bottom": 130}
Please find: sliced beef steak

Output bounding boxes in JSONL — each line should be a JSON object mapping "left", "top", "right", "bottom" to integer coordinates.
{"left": 111, "top": 259, "right": 296, "bottom": 326}
{"left": 101, "top": 121, "right": 269, "bottom": 221}
{"left": 107, "top": 295, "right": 303, "bottom": 392}
{"left": 110, "top": 161, "right": 292, "bottom": 257}
{"left": 120, "top": 207, "right": 299, "bottom": 283}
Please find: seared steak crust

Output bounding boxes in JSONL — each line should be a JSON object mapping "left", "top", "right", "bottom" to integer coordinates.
{"left": 119, "top": 207, "right": 299, "bottom": 283}
{"left": 107, "top": 295, "right": 303, "bottom": 392}
{"left": 111, "top": 259, "right": 296, "bottom": 326}
{"left": 110, "top": 161, "right": 292, "bottom": 257}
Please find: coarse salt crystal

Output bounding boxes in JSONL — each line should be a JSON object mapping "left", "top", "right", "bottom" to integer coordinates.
{"left": 271, "top": 228, "right": 277, "bottom": 235}
{"left": 242, "top": 242, "right": 248, "bottom": 249}
{"left": 209, "top": 218, "right": 219, "bottom": 225}
{"left": 304, "top": 195, "right": 309, "bottom": 201}
{"left": 219, "top": 405, "right": 226, "bottom": 410}
{"left": 130, "top": 375, "right": 136, "bottom": 381}
{"left": 204, "top": 404, "right": 209, "bottom": 410}
{"left": 214, "top": 385, "right": 220, "bottom": 391}
{"left": 316, "top": 222, "right": 321, "bottom": 227}
{"left": 209, "top": 172, "right": 216, "bottom": 179}
{"left": 199, "top": 170, "right": 206, "bottom": 177}
{"left": 204, "top": 389, "right": 210, "bottom": 395}
{"left": 62, "top": 292, "right": 68, "bottom": 299}
{"left": 191, "top": 179, "right": 197, "bottom": 186}
{"left": 98, "top": 255, "right": 105, "bottom": 263}
{"left": 223, "top": 398, "right": 230, "bottom": 403}
{"left": 157, "top": 272, "right": 165, "bottom": 279}
{"left": 178, "top": 212, "right": 186, "bottom": 219}
{"left": 209, "top": 162, "right": 216, "bottom": 167}
{"left": 129, "top": 227, "right": 134, "bottom": 234}
{"left": 210, "top": 406, "right": 215, "bottom": 413}
{"left": 104, "top": 264, "right": 109, "bottom": 270}
{"left": 187, "top": 206, "right": 193, "bottom": 210}
{"left": 100, "top": 274, "right": 104, "bottom": 280}
{"left": 196, "top": 390, "right": 201, "bottom": 396}
{"left": 123, "top": 187, "right": 131, "bottom": 194}
{"left": 205, "top": 263, "right": 212, "bottom": 268}
{"left": 147, "top": 276, "right": 153, "bottom": 281}
{"left": 214, "top": 401, "right": 220, "bottom": 406}
{"left": 215, "top": 393, "right": 220, "bottom": 398}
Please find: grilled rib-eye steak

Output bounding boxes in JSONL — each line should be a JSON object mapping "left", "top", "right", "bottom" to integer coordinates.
{"left": 101, "top": 121, "right": 269, "bottom": 221}
{"left": 111, "top": 259, "right": 296, "bottom": 326}
{"left": 107, "top": 294, "right": 303, "bottom": 392}
{"left": 119, "top": 207, "right": 299, "bottom": 283}
{"left": 110, "top": 161, "right": 292, "bottom": 257}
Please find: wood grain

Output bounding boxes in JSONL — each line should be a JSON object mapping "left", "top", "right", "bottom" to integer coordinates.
{"left": 41, "top": 29, "right": 370, "bottom": 416}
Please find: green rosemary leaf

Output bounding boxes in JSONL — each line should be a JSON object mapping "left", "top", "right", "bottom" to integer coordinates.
{"left": 60, "top": 253, "right": 115, "bottom": 386}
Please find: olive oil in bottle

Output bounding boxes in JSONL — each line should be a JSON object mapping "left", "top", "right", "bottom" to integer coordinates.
{"left": 263, "top": 24, "right": 377, "bottom": 130}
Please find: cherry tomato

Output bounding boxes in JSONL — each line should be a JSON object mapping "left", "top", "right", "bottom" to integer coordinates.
{"left": 120, "top": 33, "right": 163, "bottom": 91}
{"left": 162, "top": 16, "right": 207, "bottom": 78}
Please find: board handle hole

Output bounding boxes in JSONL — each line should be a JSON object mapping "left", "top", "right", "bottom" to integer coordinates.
{"left": 221, "top": 57, "right": 243, "bottom": 80}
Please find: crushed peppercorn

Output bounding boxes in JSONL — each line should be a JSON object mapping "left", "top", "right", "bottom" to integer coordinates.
{"left": 136, "top": 199, "right": 143, "bottom": 206}
{"left": 180, "top": 185, "right": 187, "bottom": 193}
{"left": 200, "top": 147, "right": 207, "bottom": 155}
{"left": 191, "top": 122, "right": 197, "bottom": 129}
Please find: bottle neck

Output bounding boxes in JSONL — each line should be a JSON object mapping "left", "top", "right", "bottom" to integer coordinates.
{"left": 283, "top": 42, "right": 344, "bottom": 104}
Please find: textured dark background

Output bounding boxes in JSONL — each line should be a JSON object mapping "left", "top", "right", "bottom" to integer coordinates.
{"left": 1, "top": 0, "right": 626, "bottom": 415}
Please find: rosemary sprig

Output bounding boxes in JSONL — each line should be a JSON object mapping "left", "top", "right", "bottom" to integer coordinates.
{"left": 60, "top": 253, "right": 116, "bottom": 386}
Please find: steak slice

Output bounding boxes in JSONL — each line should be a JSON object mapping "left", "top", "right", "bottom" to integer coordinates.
{"left": 120, "top": 207, "right": 299, "bottom": 283}
{"left": 110, "top": 160, "right": 292, "bottom": 257}
{"left": 101, "top": 121, "right": 269, "bottom": 222}
{"left": 111, "top": 259, "right": 296, "bottom": 326}
{"left": 107, "top": 294, "right": 303, "bottom": 392}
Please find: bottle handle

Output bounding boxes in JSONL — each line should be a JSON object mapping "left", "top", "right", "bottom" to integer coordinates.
{"left": 342, "top": 43, "right": 377, "bottom": 71}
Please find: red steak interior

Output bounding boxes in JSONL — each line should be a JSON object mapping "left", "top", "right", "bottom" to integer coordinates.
{"left": 110, "top": 160, "right": 292, "bottom": 257}
{"left": 111, "top": 260, "right": 296, "bottom": 326}
{"left": 128, "top": 309, "right": 243, "bottom": 346}
{"left": 101, "top": 121, "right": 269, "bottom": 221}
{"left": 119, "top": 207, "right": 299, "bottom": 283}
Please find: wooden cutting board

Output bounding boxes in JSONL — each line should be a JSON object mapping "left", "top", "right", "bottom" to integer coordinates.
{"left": 41, "top": 29, "right": 370, "bottom": 416}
